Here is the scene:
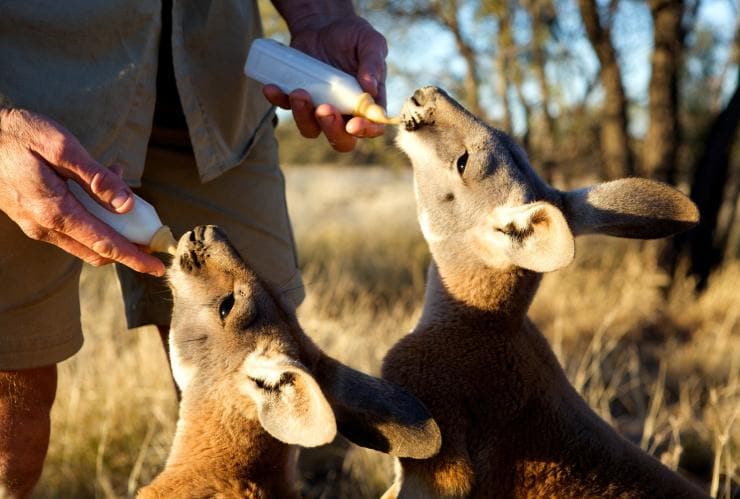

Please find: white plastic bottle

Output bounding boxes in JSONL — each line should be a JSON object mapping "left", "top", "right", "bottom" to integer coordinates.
{"left": 245, "top": 38, "right": 398, "bottom": 125}
{"left": 67, "top": 180, "right": 178, "bottom": 255}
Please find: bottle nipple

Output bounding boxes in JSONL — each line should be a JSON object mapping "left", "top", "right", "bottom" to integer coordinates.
{"left": 354, "top": 92, "right": 400, "bottom": 125}
{"left": 149, "top": 225, "right": 178, "bottom": 255}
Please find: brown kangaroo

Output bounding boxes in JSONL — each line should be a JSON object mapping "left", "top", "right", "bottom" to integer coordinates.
{"left": 138, "top": 225, "right": 440, "bottom": 498}
{"left": 381, "top": 87, "right": 707, "bottom": 498}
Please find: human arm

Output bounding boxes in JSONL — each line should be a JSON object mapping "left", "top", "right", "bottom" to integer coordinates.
{"left": 0, "top": 108, "right": 165, "bottom": 275}
{"left": 267, "top": 0, "right": 388, "bottom": 152}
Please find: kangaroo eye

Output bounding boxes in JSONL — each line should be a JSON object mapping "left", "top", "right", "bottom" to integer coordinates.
{"left": 219, "top": 293, "right": 235, "bottom": 320}
{"left": 456, "top": 150, "right": 469, "bottom": 175}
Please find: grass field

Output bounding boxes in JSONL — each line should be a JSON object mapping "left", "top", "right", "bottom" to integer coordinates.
{"left": 33, "top": 165, "right": 738, "bottom": 498}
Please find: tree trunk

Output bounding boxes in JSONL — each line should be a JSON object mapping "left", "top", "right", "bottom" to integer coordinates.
{"left": 495, "top": 10, "right": 513, "bottom": 132}
{"left": 434, "top": 0, "right": 484, "bottom": 118}
{"left": 672, "top": 76, "right": 740, "bottom": 290}
{"left": 578, "top": 0, "right": 635, "bottom": 179}
{"left": 642, "top": 0, "right": 685, "bottom": 184}
{"left": 449, "top": 24, "right": 484, "bottom": 118}
{"left": 380, "top": 0, "right": 484, "bottom": 119}
{"left": 530, "top": 0, "right": 558, "bottom": 183}
{"left": 512, "top": 61, "right": 533, "bottom": 152}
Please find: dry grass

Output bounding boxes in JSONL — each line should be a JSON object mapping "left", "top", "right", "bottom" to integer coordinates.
{"left": 33, "top": 165, "right": 738, "bottom": 498}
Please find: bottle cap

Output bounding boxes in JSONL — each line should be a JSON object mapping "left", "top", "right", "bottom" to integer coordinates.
{"left": 149, "top": 225, "right": 178, "bottom": 255}
{"left": 354, "top": 93, "right": 400, "bottom": 125}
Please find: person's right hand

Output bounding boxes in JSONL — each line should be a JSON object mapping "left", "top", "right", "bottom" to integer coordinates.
{"left": 0, "top": 108, "right": 165, "bottom": 276}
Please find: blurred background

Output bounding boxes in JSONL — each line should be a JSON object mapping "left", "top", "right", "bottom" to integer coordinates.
{"left": 35, "top": 1, "right": 738, "bottom": 498}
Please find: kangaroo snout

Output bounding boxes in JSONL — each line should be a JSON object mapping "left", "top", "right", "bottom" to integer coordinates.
{"left": 174, "top": 224, "right": 242, "bottom": 274}
{"left": 411, "top": 86, "right": 436, "bottom": 107}
{"left": 401, "top": 86, "right": 442, "bottom": 131}
{"left": 401, "top": 86, "right": 480, "bottom": 133}
{"left": 178, "top": 224, "right": 228, "bottom": 251}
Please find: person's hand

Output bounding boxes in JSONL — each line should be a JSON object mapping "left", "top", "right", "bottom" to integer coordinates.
{"left": 0, "top": 108, "right": 165, "bottom": 276}
{"left": 263, "top": 12, "right": 388, "bottom": 152}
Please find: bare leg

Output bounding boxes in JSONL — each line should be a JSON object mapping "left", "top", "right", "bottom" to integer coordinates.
{"left": 157, "top": 325, "right": 181, "bottom": 402}
{"left": 0, "top": 365, "right": 57, "bottom": 498}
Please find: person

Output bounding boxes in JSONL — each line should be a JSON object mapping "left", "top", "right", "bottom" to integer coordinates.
{"left": 0, "top": 1, "right": 388, "bottom": 496}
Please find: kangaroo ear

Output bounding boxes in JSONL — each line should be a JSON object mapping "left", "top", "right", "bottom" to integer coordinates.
{"left": 475, "top": 202, "right": 574, "bottom": 273}
{"left": 240, "top": 352, "right": 337, "bottom": 447}
{"left": 313, "top": 356, "right": 441, "bottom": 459}
{"left": 562, "top": 178, "right": 699, "bottom": 239}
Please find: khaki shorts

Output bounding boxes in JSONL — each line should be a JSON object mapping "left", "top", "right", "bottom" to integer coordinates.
{"left": 0, "top": 130, "right": 303, "bottom": 370}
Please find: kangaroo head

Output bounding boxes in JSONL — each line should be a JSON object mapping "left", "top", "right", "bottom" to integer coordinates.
{"left": 167, "top": 225, "right": 441, "bottom": 458}
{"left": 397, "top": 86, "right": 699, "bottom": 273}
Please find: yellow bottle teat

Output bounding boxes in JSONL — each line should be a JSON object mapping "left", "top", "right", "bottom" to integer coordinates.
{"left": 354, "top": 92, "right": 400, "bottom": 125}
{"left": 149, "top": 225, "right": 178, "bottom": 255}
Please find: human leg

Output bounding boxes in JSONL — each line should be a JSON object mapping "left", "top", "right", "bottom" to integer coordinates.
{"left": 0, "top": 366, "right": 57, "bottom": 498}
{"left": 0, "top": 212, "right": 84, "bottom": 497}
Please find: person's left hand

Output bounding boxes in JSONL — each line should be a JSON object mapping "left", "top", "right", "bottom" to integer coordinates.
{"left": 263, "top": 15, "right": 388, "bottom": 152}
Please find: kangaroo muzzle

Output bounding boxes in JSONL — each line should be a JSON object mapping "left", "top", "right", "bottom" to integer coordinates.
{"left": 400, "top": 86, "right": 443, "bottom": 131}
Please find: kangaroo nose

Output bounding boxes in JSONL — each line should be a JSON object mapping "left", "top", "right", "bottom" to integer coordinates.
{"left": 411, "top": 87, "right": 437, "bottom": 107}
